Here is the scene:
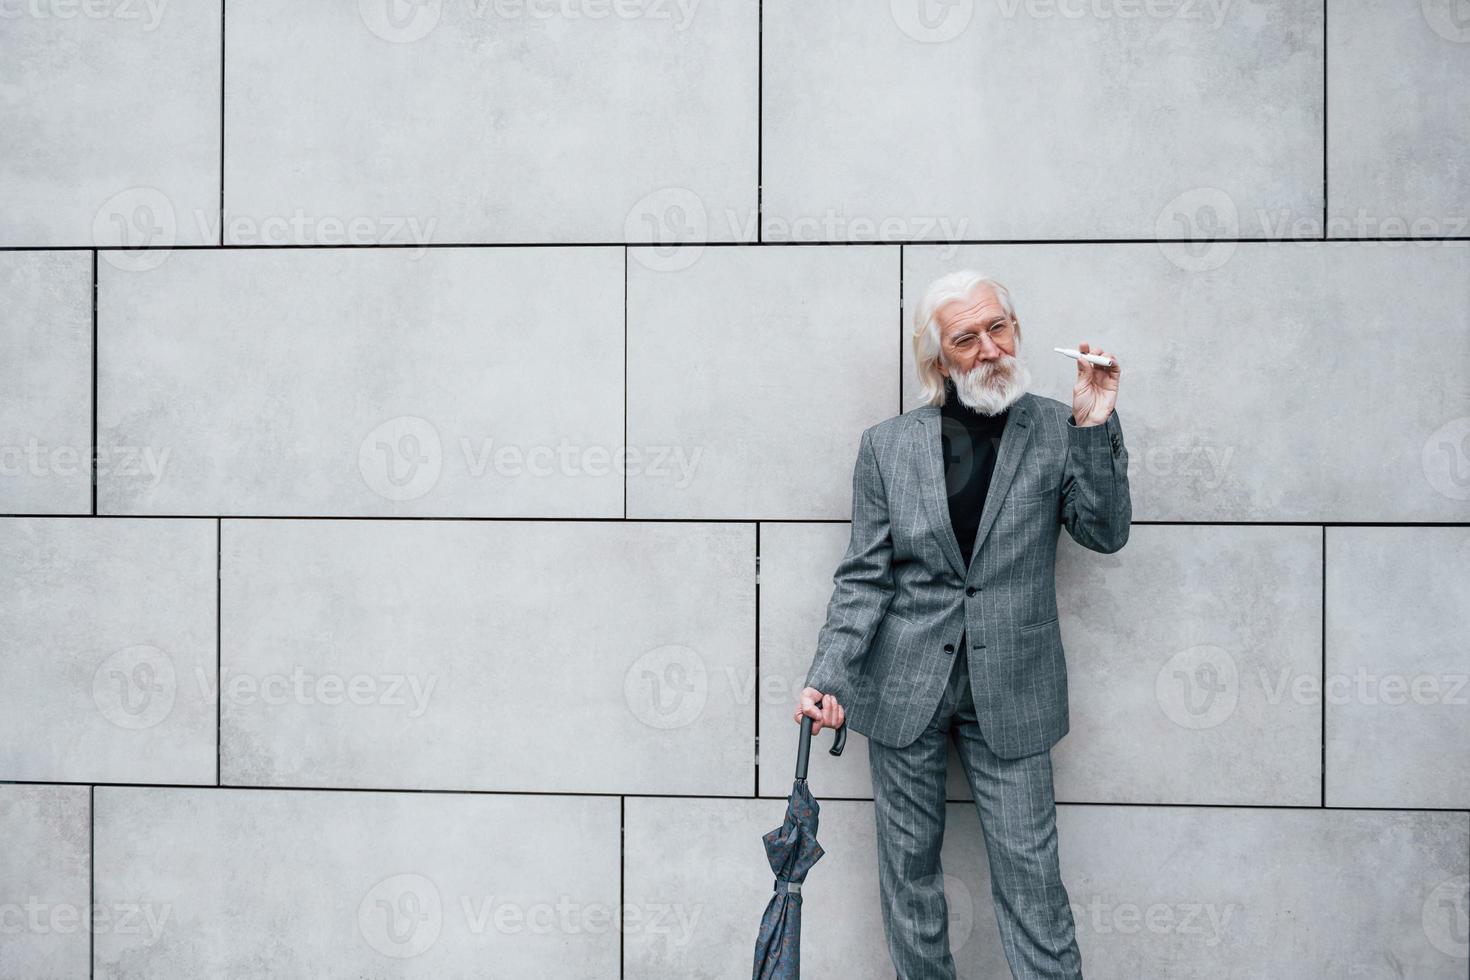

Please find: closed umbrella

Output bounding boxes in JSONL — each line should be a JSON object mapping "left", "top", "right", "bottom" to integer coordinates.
{"left": 752, "top": 698, "right": 847, "bottom": 979}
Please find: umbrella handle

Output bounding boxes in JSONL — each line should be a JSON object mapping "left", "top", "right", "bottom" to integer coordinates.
{"left": 796, "top": 696, "right": 847, "bottom": 781}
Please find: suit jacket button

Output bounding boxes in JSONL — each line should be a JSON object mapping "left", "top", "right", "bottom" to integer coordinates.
{"left": 965, "top": 586, "right": 977, "bottom": 596}
{"left": 943, "top": 643, "right": 954, "bottom": 653}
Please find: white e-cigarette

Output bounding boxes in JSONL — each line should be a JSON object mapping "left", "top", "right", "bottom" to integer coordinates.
{"left": 1053, "top": 347, "right": 1115, "bottom": 368}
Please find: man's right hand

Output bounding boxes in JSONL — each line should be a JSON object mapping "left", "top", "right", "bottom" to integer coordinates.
{"left": 795, "top": 686, "right": 844, "bottom": 735}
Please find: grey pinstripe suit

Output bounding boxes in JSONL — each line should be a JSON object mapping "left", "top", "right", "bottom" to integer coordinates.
{"left": 803, "top": 391, "right": 1131, "bottom": 979}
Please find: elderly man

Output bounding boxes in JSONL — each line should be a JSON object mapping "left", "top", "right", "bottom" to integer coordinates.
{"left": 795, "top": 271, "right": 1131, "bottom": 979}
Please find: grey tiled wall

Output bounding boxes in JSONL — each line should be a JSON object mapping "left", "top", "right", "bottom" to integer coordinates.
{"left": 2, "top": 1, "right": 1467, "bottom": 978}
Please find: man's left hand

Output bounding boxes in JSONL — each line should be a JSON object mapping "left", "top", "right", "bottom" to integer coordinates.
{"left": 1072, "top": 341, "right": 1121, "bottom": 426}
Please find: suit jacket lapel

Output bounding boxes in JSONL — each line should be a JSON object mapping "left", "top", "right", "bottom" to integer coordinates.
{"left": 917, "top": 393, "right": 1034, "bottom": 581}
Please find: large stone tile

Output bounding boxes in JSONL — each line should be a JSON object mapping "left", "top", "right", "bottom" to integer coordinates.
{"left": 904, "top": 242, "right": 1470, "bottom": 522}
{"left": 1060, "top": 806, "right": 1468, "bottom": 977}
{"left": 0, "top": 252, "right": 92, "bottom": 514}
{"left": 1052, "top": 525, "right": 1322, "bottom": 805}
{"left": 0, "top": 784, "right": 91, "bottom": 980}
{"left": 627, "top": 797, "right": 1469, "bottom": 978}
{"left": 0, "top": 518, "right": 217, "bottom": 784}
{"left": 764, "top": 0, "right": 1321, "bottom": 240}
{"left": 224, "top": 1, "right": 756, "bottom": 244}
{"left": 1329, "top": 1, "right": 1470, "bottom": 238}
{"left": 98, "top": 248, "right": 623, "bottom": 516}
{"left": 0, "top": 2, "right": 220, "bottom": 247}
{"left": 220, "top": 519, "right": 754, "bottom": 795}
{"left": 627, "top": 246, "right": 898, "bottom": 519}
{"left": 93, "top": 786, "right": 618, "bottom": 978}
{"left": 1326, "top": 526, "right": 1470, "bottom": 809}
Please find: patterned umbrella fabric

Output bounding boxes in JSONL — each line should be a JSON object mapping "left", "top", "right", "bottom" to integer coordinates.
{"left": 752, "top": 702, "right": 846, "bottom": 979}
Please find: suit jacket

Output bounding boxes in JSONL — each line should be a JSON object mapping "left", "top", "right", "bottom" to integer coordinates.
{"left": 803, "top": 391, "right": 1132, "bottom": 758}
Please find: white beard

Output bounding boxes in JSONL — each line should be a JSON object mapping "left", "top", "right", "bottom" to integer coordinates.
{"left": 947, "top": 351, "right": 1031, "bottom": 415}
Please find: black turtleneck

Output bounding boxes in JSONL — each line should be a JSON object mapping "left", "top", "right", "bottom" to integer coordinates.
{"left": 939, "top": 376, "right": 1011, "bottom": 569}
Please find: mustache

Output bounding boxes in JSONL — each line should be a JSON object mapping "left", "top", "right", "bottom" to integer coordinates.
{"left": 962, "top": 356, "right": 1015, "bottom": 380}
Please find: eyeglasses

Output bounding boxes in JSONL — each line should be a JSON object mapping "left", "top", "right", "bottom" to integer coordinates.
{"left": 946, "top": 318, "right": 1014, "bottom": 354}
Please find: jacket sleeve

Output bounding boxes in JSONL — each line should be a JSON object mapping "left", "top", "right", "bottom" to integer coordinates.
{"left": 803, "top": 426, "right": 895, "bottom": 701}
{"left": 1060, "top": 407, "right": 1132, "bottom": 554}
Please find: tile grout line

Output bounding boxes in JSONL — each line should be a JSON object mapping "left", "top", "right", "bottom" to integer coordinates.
{"left": 90, "top": 251, "right": 97, "bottom": 516}
{"left": 1321, "top": 0, "right": 1327, "bottom": 241}
{"left": 754, "top": 522, "right": 761, "bottom": 798}
{"left": 216, "top": 519, "right": 223, "bottom": 787}
{"left": 756, "top": 0, "right": 762, "bottom": 245}
{"left": 89, "top": 783, "right": 94, "bottom": 980}
{"left": 219, "top": 0, "right": 226, "bottom": 247}
{"left": 623, "top": 247, "right": 628, "bottom": 520}
{"left": 619, "top": 794, "right": 625, "bottom": 979}
{"left": 3, "top": 779, "right": 1465, "bottom": 813}
{"left": 1320, "top": 524, "right": 1326, "bottom": 808}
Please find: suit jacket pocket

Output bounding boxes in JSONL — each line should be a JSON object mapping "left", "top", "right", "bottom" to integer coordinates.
{"left": 1015, "top": 615, "right": 1064, "bottom": 668}
{"left": 883, "top": 608, "right": 921, "bottom": 628}
{"left": 1018, "top": 615, "right": 1059, "bottom": 634}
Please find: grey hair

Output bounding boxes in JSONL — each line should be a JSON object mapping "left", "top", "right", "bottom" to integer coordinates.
{"left": 912, "top": 270, "right": 1020, "bottom": 406}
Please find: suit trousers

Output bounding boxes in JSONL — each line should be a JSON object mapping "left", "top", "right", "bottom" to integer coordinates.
{"left": 867, "top": 634, "right": 1083, "bottom": 979}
